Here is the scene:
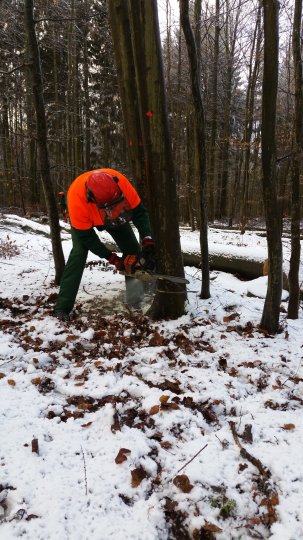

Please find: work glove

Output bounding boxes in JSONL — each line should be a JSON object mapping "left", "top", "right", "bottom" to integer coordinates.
{"left": 124, "top": 254, "right": 140, "bottom": 274}
{"left": 139, "top": 237, "right": 156, "bottom": 271}
{"left": 108, "top": 252, "right": 124, "bottom": 271}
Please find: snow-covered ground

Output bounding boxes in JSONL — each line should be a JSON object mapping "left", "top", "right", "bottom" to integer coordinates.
{"left": 0, "top": 215, "right": 302, "bottom": 540}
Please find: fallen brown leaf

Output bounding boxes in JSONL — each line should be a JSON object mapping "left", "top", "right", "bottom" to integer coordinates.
{"left": 197, "top": 521, "right": 223, "bottom": 540}
{"left": 205, "top": 345, "right": 216, "bottom": 353}
{"left": 239, "top": 360, "right": 262, "bottom": 368}
{"left": 247, "top": 516, "right": 262, "bottom": 527}
{"left": 25, "top": 514, "right": 39, "bottom": 521}
{"left": 66, "top": 334, "right": 76, "bottom": 342}
{"left": 282, "top": 423, "right": 295, "bottom": 431}
{"left": 161, "top": 379, "right": 182, "bottom": 395}
{"left": 173, "top": 474, "right": 193, "bottom": 493}
{"left": 223, "top": 312, "right": 240, "bottom": 323}
{"left": 161, "top": 401, "right": 179, "bottom": 411}
{"left": 131, "top": 466, "right": 147, "bottom": 487}
{"left": 160, "top": 441, "right": 173, "bottom": 449}
{"left": 149, "top": 405, "right": 160, "bottom": 415}
{"left": 31, "top": 377, "right": 42, "bottom": 385}
{"left": 149, "top": 332, "right": 166, "bottom": 346}
{"left": 81, "top": 421, "right": 93, "bottom": 428}
{"left": 115, "top": 448, "right": 131, "bottom": 464}
{"left": 203, "top": 520, "right": 223, "bottom": 532}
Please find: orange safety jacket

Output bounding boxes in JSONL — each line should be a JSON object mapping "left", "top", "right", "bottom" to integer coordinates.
{"left": 68, "top": 168, "right": 141, "bottom": 230}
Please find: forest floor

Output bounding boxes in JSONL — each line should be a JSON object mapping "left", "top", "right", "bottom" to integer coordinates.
{"left": 0, "top": 215, "right": 303, "bottom": 540}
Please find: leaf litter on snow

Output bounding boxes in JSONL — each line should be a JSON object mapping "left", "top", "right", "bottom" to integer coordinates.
{"left": 0, "top": 217, "right": 303, "bottom": 539}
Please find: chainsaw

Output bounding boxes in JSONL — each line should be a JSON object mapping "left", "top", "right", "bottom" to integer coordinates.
{"left": 120, "top": 269, "right": 189, "bottom": 284}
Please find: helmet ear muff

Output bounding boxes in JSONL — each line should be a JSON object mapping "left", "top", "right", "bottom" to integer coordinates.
{"left": 86, "top": 184, "right": 96, "bottom": 203}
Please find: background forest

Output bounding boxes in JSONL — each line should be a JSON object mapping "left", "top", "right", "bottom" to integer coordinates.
{"left": 0, "top": 0, "right": 301, "bottom": 228}
{"left": 1, "top": 4, "right": 303, "bottom": 536}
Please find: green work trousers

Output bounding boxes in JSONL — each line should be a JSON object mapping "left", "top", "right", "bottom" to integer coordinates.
{"left": 55, "top": 223, "right": 141, "bottom": 313}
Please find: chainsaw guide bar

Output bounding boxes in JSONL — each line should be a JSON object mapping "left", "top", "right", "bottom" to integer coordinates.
{"left": 120, "top": 270, "right": 189, "bottom": 285}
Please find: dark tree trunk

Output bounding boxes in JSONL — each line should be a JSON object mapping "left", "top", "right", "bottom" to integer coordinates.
{"left": 26, "top": 83, "right": 39, "bottom": 206}
{"left": 24, "top": 0, "right": 65, "bottom": 284}
{"left": 180, "top": 0, "right": 210, "bottom": 299}
{"left": 83, "top": 14, "right": 91, "bottom": 171}
{"left": 217, "top": 0, "right": 241, "bottom": 220}
{"left": 16, "top": 107, "right": 26, "bottom": 215}
{"left": 288, "top": 0, "right": 302, "bottom": 319}
{"left": 260, "top": 0, "right": 282, "bottom": 333}
{"left": 208, "top": 0, "right": 220, "bottom": 223}
{"left": 127, "top": 0, "right": 186, "bottom": 319}
{"left": 1, "top": 90, "right": 13, "bottom": 207}
{"left": 108, "top": 0, "right": 148, "bottom": 204}
{"left": 218, "top": 66, "right": 232, "bottom": 219}
{"left": 240, "top": 4, "right": 262, "bottom": 225}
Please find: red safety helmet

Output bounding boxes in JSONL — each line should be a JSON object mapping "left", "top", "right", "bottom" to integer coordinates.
{"left": 86, "top": 171, "right": 123, "bottom": 207}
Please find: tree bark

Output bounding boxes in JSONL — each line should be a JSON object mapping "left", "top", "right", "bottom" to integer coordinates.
{"left": 180, "top": 0, "right": 210, "bottom": 299}
{"left": 288, "top": 0, "right": 302, "bottom": 319}
{"left": 217, "top": 0, "right": 241, "bottom": 219}
{"left": 127, "top": 0, "right": 186, "bottom": 319}
{"left": 208, "top": 0, "right": 220, "bottom": 223}
{"left": 260, "top": 0, "right": 282, "bottom": 333}
{"left": 1, "top": 89, "right": 14, "bottom": 207}
{"left": 83, "top": 7, "right": 91, "bottom": 171}
{"left": 240, "top": 4, "right": 262, "bottom": 226}
{"left": 24, "top": 0, "right": 65, "bottom": 284}
{"left": 108, "top": 0, "right": 148, "bottom": 203}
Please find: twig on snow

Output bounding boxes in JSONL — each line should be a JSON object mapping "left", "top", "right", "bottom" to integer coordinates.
{"left": 0, "top": 358, "right": 16, "bottom": 367}
{"left": 81, "top": 446, "right": 88, "bottom": 496}
{"left": 229, "top": 421, "right": 270, "bottom": 478}
{"left": 174, "top": 443, "right": 208, "bottom": 476}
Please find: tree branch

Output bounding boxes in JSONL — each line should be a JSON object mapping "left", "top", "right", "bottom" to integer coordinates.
{"left": 0, "top": 63, "right": 32, "bottom": 75}
{"left": 229, "top": 421, "right": 271, "bottom": 478}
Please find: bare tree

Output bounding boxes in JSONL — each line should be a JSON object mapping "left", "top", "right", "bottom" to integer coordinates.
{"left": 180, "top": 0, "right": 210, "bottom": 299}
{"left": 24, "top": 0, "right": 65, "bottom": 284}
{"left": 208, "top": 0, "right": 220, "bottom": 222}
{"left": 1, "top": 0, "right": 300, "bottom": 255}
{"left": 240, "top": 3, "right": 262, "bottom": 226}
{"left": 260, "top": 0, "right": 282, "bottom": 333}
{"left": 288, "top": 0, "right": 302, "bottom": 319}
{"left": 109, "top": 0, "right": 186, "bottom": 319}
{"left": 217, "top": 0, "right": 241, "bottom": 219}
{"left": 107, "top": 0, "right": 147, "bottom": 202}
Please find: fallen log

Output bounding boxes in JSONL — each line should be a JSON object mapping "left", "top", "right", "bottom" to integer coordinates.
{"left": 183, "top": 252, "right": 264, "bottom": 280}
{"left": 2, "top": 215, "right": 297, "bottom": 294}
{"left": 183, "top": 251, "right": 293, "bottom": 292}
